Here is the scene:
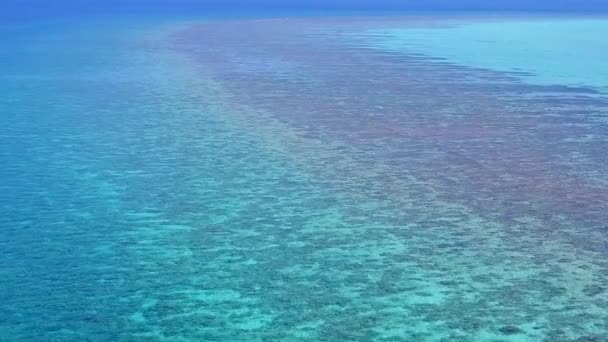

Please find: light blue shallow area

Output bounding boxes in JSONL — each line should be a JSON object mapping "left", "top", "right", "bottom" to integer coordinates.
{"left": 369, "top": 18, "right": 608, "bottom": 92}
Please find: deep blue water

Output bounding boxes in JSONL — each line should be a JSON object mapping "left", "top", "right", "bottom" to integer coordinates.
{"left": 2, "top": 11, "right": 608, "bottom": 341}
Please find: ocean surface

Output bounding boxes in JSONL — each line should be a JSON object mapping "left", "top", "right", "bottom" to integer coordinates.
{"left": 1, "top": 12, "right": 608, "bottom": 341}
{"left": 369, "top": 16, "right": 608, "bottom": 91}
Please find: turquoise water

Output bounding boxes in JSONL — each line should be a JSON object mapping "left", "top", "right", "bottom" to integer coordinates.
{"left": 368, "top": 17, "right": 608, "bottom": 92}
{"left": 2, "top": 14, "right": 608, "bottom": 341}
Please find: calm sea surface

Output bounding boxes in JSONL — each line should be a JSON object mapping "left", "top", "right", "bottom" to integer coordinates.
{"left": 1, "top": 14, "right": 608, "bottom": 341}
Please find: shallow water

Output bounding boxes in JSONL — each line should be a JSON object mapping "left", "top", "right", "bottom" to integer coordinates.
{"left": 1, "top": 14, "right": 608, "bottom": 341}
{"left": 368, "top": 16, "right": 608, "bottom": 91}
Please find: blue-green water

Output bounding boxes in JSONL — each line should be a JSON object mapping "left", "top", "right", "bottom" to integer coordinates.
{"left": 2, "top": 14, "right": 608, "bottom": 341}
{"left": 368, "top": 17, "right": 608, "bottom": 92}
